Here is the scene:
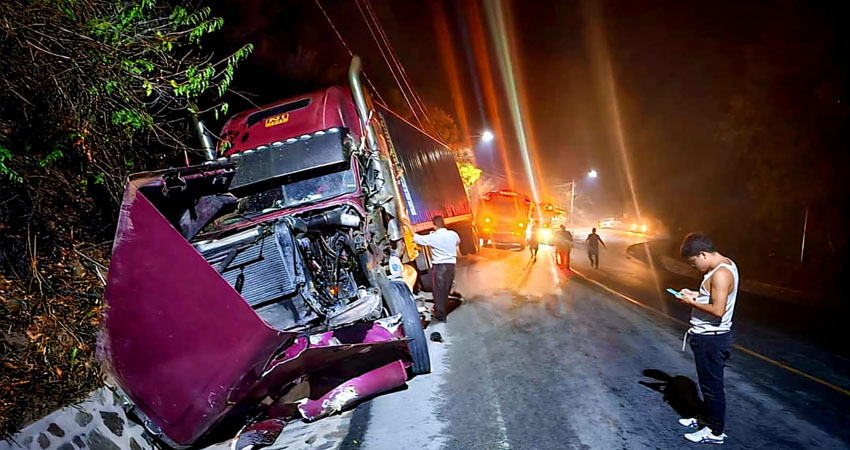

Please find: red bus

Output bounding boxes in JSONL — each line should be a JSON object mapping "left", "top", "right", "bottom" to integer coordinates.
{"left": 476, "top": 190, "right": 532, "bottom": 249}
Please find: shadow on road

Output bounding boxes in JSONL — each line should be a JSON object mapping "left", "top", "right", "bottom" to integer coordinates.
{"left": 639, "top": 369, "right": 702, "bottom": 419}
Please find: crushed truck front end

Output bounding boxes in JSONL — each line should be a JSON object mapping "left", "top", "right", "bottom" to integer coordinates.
{"left": 102, "top": 80, "right": 431, "bottom": 447}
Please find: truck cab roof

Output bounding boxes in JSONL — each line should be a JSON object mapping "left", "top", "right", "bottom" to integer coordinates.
{"left": 219, "top": 86, "right": 363, "bottom": 156}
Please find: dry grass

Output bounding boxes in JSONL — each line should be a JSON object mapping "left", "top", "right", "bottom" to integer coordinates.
{"left": 0, "top": 245, "right": 109, "bottom": 439}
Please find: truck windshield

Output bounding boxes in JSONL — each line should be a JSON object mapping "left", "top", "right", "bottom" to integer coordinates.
{"left": 239, "top": 168, "right": 357, "bottom": 216}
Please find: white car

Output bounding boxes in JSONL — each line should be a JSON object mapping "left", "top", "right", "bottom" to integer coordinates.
{"left": 598, "top": 217, "right": 622, "bottom": 229}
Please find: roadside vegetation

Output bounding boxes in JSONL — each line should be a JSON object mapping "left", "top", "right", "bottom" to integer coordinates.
{"left": 0, "top": 0, "right": 251, "bottom": 437}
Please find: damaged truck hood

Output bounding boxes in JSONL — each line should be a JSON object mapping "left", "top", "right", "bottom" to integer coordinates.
{"left": 101, "top": 171, "right": 409, "bottom": 446}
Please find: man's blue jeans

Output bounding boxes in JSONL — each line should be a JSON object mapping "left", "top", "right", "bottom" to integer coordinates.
{"left": 689, "top": 331, "right": 733, "bottom": 434}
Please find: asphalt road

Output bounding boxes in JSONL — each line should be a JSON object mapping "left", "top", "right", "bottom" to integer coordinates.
{"left": 246, "top": 230, "right": 850, "bottom": 450}
{"left": 567, "top": 228, "right": 850, "bottom": 393}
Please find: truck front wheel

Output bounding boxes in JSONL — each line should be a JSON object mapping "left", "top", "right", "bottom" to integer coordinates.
{"left": 382, "top": 279, "right": 431, "bottom": 374}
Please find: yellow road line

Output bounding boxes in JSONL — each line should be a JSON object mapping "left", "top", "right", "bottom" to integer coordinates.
{"left": 570, "top": 267, "right": 850, "bottom": 397}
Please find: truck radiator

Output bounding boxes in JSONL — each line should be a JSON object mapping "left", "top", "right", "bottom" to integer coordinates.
{"left": 199, "top": 227, "right": 298, "bottom": 308}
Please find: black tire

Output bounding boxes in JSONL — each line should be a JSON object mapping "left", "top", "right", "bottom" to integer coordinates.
{"left": 382, "top": 280, "right": 431, "bottom": 374}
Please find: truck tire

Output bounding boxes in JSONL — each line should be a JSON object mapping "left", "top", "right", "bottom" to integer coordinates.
{"left": 383, "top": 280, "right": 431, "bottom": 374}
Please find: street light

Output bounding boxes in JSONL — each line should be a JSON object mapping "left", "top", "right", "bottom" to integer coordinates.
{"left": 566, "top": 170, "right": 599, "bottom": 225}
{"left": 470, "top": 130, "right": 496, "bottom": 173}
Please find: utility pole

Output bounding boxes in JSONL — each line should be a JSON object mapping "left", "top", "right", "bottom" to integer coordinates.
{"left": 800, "top": 206, "right": 808, "bottom": 263}
{"left": 569, "top": 179, "right": 575, "bottom": 225}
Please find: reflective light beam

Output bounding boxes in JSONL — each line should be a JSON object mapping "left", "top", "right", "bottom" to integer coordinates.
{"left": 483, "top": 0, "right": 543, "bottom": 204}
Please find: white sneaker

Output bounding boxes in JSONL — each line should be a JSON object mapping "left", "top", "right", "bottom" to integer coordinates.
{"left": 684, "top": 427, "right": 727, "bottom": 444}
{"left": 678, "top": 417, "right": 699, "bottom": 428}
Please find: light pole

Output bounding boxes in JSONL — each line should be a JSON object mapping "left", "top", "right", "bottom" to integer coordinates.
{"left": 568, "top": 169, "right": 597, "bottom": 225}
{"left": 570, "top": 179, "right": 575, "bottom": 225}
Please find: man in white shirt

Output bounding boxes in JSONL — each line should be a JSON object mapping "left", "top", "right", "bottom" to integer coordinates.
{"left": 412, "top": 216, "right": 460, "bottom": 322}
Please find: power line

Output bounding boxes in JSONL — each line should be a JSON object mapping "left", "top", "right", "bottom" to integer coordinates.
{"left": 374, "top": 99, "right": 449, "bottom": 149}
{"left": 313, "top": 0, "right": 387, "bottom": 106}
{"left": 353, "top": 0, "right": 423, "bottom": 129}
{"left": 362, "top": 0, "right": 435, "bottom": 131}
{"left": 363, "top": 0, "right": 426, "bottom": 115}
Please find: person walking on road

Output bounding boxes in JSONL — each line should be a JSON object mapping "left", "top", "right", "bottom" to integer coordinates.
{"left": 585, "top": 227, "right": 606, "bottom": 268}
{"left": 554, "top": 225, "right": 573, "bottom": 270}
{"left": 528, "top": 226, "right": 540, "bottom": 262}
{"left": 413, "top": 216, "right": 460, "bottom": 323}
{"left": 675, "top": 232, "right": 739, "bottom": 445}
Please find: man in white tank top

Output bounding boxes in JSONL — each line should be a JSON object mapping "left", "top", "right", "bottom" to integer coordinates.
{"left": 675, "top": 232, "right": 739, "bottom": 445}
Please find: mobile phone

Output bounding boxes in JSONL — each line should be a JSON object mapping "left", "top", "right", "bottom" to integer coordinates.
{"left": 666, "top": 288, "right": 683, "bottom": 298}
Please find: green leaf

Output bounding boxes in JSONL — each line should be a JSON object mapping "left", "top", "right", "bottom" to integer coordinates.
{"left": 137, "top": 59, "right": 154, "bottom": 73}
{"left": 0, "top": 144, "right": 22, "bottom": 183}
{"left": 38, "top": 148, "right": 64, "bottom": 168}
{"left": 105, "top": 80, "right": 118, "bottom": 95}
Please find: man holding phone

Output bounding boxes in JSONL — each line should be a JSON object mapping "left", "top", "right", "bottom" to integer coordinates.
{"left": 672, "top": 232, "right": 739, "bottom": 445}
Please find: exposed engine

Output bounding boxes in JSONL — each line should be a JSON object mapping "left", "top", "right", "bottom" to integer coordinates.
{"left": 194, "top": 205, "right": 381, "bottom": 331}
{"left": 292, "top": 209, "right": 370, "bottom": 311}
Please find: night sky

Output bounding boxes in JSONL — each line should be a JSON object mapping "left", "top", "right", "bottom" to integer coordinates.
{"left": 208, "top": 0, "right": 848, "bottom": 272}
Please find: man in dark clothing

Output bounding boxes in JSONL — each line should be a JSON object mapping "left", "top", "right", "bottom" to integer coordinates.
{"left": 412, "top": 216, "right": 460, "bottom": 322}
{"left": 555, "top": 225, "right": 573, "bottom": 270}
{"left": 585, "top": 227, "right": 606, "bottom": 268}
{"left": 528, "top": 227, "right": 540, "bottom": 261}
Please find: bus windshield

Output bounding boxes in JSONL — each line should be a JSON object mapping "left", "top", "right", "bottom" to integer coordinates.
{"left": 485, "top": 198, "right": 530, "bottom": 218}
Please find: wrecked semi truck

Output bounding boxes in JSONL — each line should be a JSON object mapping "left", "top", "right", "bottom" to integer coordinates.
{"left": 100, "top": 57, "right": 473, "bottom": 448}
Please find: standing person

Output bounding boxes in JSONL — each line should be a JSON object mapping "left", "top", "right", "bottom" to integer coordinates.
{"left": 554, "top": 225, "right": 573, "bottom": 270}
{"left": 585, "top": 227, "right": 606, "bottom": 268}
{"left": 412, "top": 216, "right": 460, "bottom": 323}
{"left": 528, "top": 226, "right": 540, "bottom": 262}
{"left": 675, "top": 232, "right": 739, "bottom": 445}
